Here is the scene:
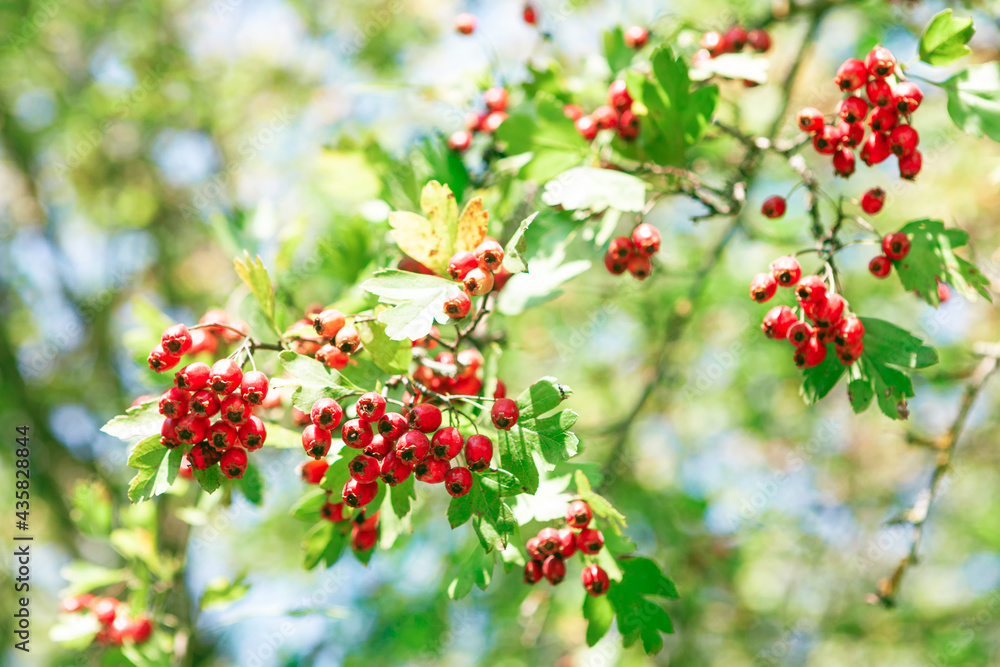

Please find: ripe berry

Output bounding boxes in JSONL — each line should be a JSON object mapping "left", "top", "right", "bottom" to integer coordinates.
{"left": 474, "top": 239, "right": 505, "bottom": 272}
{"left": 175, "top": 362, "right": 210, "bottom": 391}
{"left": 61, "top": 594, "right": 94, "bottom": 613}
{"left": 566, "top": 499, "right": 592, "bottom": 528}
{"left": 747, "top": 28, "right": 771, "bottom": 52}
{"left": 430, "top": 427, "right": 464, "bottom": 460}
{"left": 575, "top": 115, "right": 598, "bottom": 140}
{"left": 301, "top": 459, "right": 329, "bottom": 484}
{"left": 335, "top": 326, "right": 361, "bottom": 354}
{"left": 836, "top": 341, "right": 864, "bottom": 364}
{"left": 408, "top": 403, "right": 442, "bottom": 433}
{"left": 797, "top": 107, "right": 824, "bottom": 133}
{"left": 750, "top": 272, "right": 777, "bottom": 303}
{"left": 484, "top": 87, "right": 508, "bottom": 112}
{"left": 314, "top": 309, "right": 346, "bottom": 339}
{"left": 377, "top": 412, "right": 408, "bottom": 440}
{"left": 700, "top": 31, "right": 727, "bottom": 57}
{"left": 624, "top": 25, "right": 649, "bottom": 49}
{"left": 176, "top": 415, "right": 209, "bottom": 445}
{"left": 888, "top": 125, "right": 919, "bottom": 157}
{"left": 310, "top": 397, "right": 343, "bottom": 430}
{"left": 812, "top": 125, "right": 841, "bottom": 154}
{"left": 582, "top": 564, "right": 611, "bottom": 596}
{"left": 316, "top": 344, "right": 350, "bottom": 370}
{"left": 220, "top": 447, "right": 248, "bottom": 479}
{"left": 444, "top": 292, "right": 472, "bottom": 319}
{"left": 190, "top": 389, "right": 220, "bottom": 418}
{"left": 868, "top": 107, "right": 899, "bottom": 135}
{"left": 92, "top": 597, "right": 119, "bottom": 625}
{"left": 220, "top": 394, "right": 251, "bottom": 427}
{"left": 861, "top": 188, "right": 885, "bottom": 214}
{"left": 542, "top": 555, "right": 566, "bottom": 585}
{"left": 898, "top": 149, "right": 922, "bottom": 180}
{"left": 811, "top": 293, "right": 846, "bottom": 329}
{"left": 604, "top": 249, "right": 628, "bottom": 274}
{"left": 148, "top": 344, "right": 180, "bottom": 373}
{"left": 592, "top": 105, "right": 618, "bottom": 130}
{"left": 158, "top": 387, "right": 190, "bottom": 419}
{"left": 351, "top": 525, "right": 378, "bottom": 552}
{"left": 454, "top": 13, "right": 476, "bottom": 34}
{"left": 123, "top": 616, "right": 153, "bottom": 644}
{"left": 557, "top": 527, "right": 577, "bottom": 558}
{"left": 491, "top": 398, "right": 519, "bottom": 429}
{"left": 414, "top": 457, "right": 450, "bottom": 483}
{"left": 761, "top": 195, "right": 786, "bottom": 219}
{"left": 618, "top": 110, "right": 639, "bottom": 141}
{"left": 363, "top": 434, "right": 393, "bottom": 460}
{"left": 342, "top": 419, "right": 374, "bottom": 450}
{"left": 795, "top": 275, "right": 827, "bottom": 305}
{"left": 447, "top": 130, "right": 472, "bottom": 152}
{"left": 524, "top": 560, "right": 544, "bottom": 584}
{"left": 302, "top": 424, "right": 332, "bottom": 459}
{"left": 860, "top": 132, "right": 891, "bottom": 166}
{"left": 208, "top": 421, "right": 238, "bottom": 451}
{"left": 209, "top": 359, "right": 243, "bottom": 394}
{"left": 160, "top": 418, "right": 180, "bottom": 448}
{"left": 465, "top": 434, "right": 494, "bottom": 471}
{"left": 523, "top": 2, "right": 537, "bottom": 25}
{"left": 834, "top": 316, "right": 865, "bottom": 348}
{"left": 835, "top": 58, "right": 867, "bottom": 92}
{"left": 537, "top": 527, "right": 561, "bottom": 555}
{"left": 627, "top": 254, "right": 651, "bottom": 280}
{"left": 445, "top": 466, "right": 473, "bottom": 497}
{"left": 396, "top": 430, "right": 431, "bottom": 464}
{"left": 576, "top": 528, "right": 605, "bottom": 554}
{"left": 563, "top": 104, "right": 584, "bottom": 120}
{"left": 320, "top": 500, "right": 345, "bottom": 522}
{"left": 379, "top": 451, "right": 412, "bottom": 486}
{"left": 866, "top": 45, "right": 896, "bottom": 78}
{"left": 189, "top": 442, "right": 221, "bottom": 470}
{"left": 794, "top": 337, "right": 828, "bottom": 369}
{"left": 838, "top": 121, "right": 865, "bottom": 148}
{"left": 770, "top": 256, "right": 802, "bottom": 287}
{"left": 631, "top": 223, "right": 660, "bottom": 256}
{"left": 462, "top": 267, "right": 494, "bottom": 296}
{"left": 349, "top": 454, "right": 381, "bottom": 484}
{"left": 787, "top": 321, "right": 814, "bottom": 347}
{"left": 882, "top": 232, "right": 911, "bottom": 260}
{"left": 240, "top": 370, "right": 269, "bottom": 405}
{"left": 481, "top": 111, "right": 507, "bottom": 133}
{"left": 832, "top": 148, "right": 856, "bottom": 178}
{"left": 447, "top": 251, "right": 479, "bottom": 281}
{"left": 161, "top": 324, "right": 193, "bottom": 356}
{"left": 938, "top": 282, "right": 952, "bottom": 302}
{"left": 869, "top": 255, "right": 892, "bottom": 278}
{"left": 893, "top": 81, "right": 923, "bottom": 113}
{"left": 356, "top": 392, "right": 387, "bottom": 423}
{"left": 343, "top": 478, "right": 379, "bottom": 508}
{"left": 838, "top": 96, "right": 868, "bottom": 124}
{"left": 526, "top": 536, "right": 543, "bottom": 561}
{"left": 608, "top": 236, "right": 634, "bottom": 260}
{"left": 761, "top": 305, "right": 798, "bottom": 340}
{"left": 725, "top": 25, "right": 748, "bottom": 51}
{"left": 866, "top": 78, "right": 893, "bottom": 108}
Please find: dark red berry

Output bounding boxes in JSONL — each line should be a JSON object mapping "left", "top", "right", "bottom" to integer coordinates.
{"left": 542, "top": 555, "right": 566, "bottom": 585}
{"left": 430, "top": 427, "right": 463, "bottom": 460}
{"left": 526, "top": 536, "right": 543, "bottom": 561}
{"left": 158, "top": 387, "right": 190, "bottom": 418}
{"left": 209, "top": 359, "right": 243, "bottom": 395}
{"left": 627, "top": 254, "right": 651, "bottom": 280}
{"left": 761, "top": 306, "right": 797, "bottom": 340}
{"left": 320, "top": 500, "right": 346, "bottom": 522}
{"left": 408, "top": 404, "right": 442, "bottom": 433}
{"left": 363, "top": 434, "right": 393, "bottom": 460}
{"left": 310, "top": 398, "right": 343, "bottom": 430}
{"left": 898, "top": 150, "right": 922, "bottom": 180}
{"left": 576, "top": 528, "right": 605, "bottom": 554}
{"left": 356, "top": 392, "right": 386, "bottom": 423}
{"left": 566, "top": 499, "right": 592, "bottom": 528}
{"left": 176, "top": 415, "right": 209, "bottom": 445}
{"left": 161, "top": 324, "right": 193, "bottom": 356}
{"left": 351, "top": 525, "right": 378, "bottom": 552}
{"left": 869, "top": 255, "right": 892, "bottom": 278}
{"left": 175, "top": 362, "right": 210, "bottom": 391}
{"left": 349, "top": 454, "right": 381, "bottom": 484}
{"left": 445, "top": 466, "right": 473, "bottom": 497}
{"left": 220, "top": 447, "right": 248, "bottom": 479}
{"left": 524, "top": 560, "right": 544, "bottom": 584}
{"left": 377, "top": 412, "right": 408, "bottom": 440}
{"left": 302, "top": 424, "right": 332, "bottom": 459}
{"left": 490, "top": 398, "right": 519, "bottom": 430}
{"left": 866, "top": 78, "right": 894, "bottom": 108}
{"left": 882, "top": 232, "right": 911, "bottom": 260}
{"left": 147, "top": 344, "right": 181, "bottom": 373}
{"left": 575, "top": 115, "right": 598, "bottom": 140}
{"left": 618, "top": 110, "right": 639, "bottom": 141}
{"left": 700, "top": 31, "right": 727, "bottom": 57}
{"left": 631, "top": 223, "right": 660, "bottom": 256}
{"left": 860, "top": 132, "right": 892, "bottom": 166}
{"left": 484, "top": 87, "right": 508, "bottom": 112}
{"left": 189, "top": 442, "right": 221, "bottom": 470}
{"left": 343, "top": 478, "right": 379, "bottom": 507}
{"left": 608, "top": 79, "right": 632, "bottom": 112}
{"left": 608, "top": 236, "right": 634, "bottom": 260}
{"left": 379, "top": 451, "right": 412, "bottom": 486}
{"left": 92, "top": 597, "right": 119, "bottom": 625}
{"left": 838, "top": 121, "right": 865, "bottom": 148}
{"left": 833, "top": 148, "right": 856, "bottom": 178}
{"left": 447, "top": 130, "right": 472, "bottom": 152}
{"left": 835, "top": 58, "right": 867, "bottom": 92}
{"left": 396, "top": 430, "right": 431, "bottom": 464}
{"left": 761, "top": 196, "right": 786, "bottom": 218}
{"left": 582, "top": 564, "right": 611, "bottom": 596}
{"left": 465, "top": 434, "right": 493, "bottom": 471}
{"left": 236, "top": 416, "right": 265, "bottom": 451}
{"left": 342, "top": 419, "right": 374, "bottom": 450}
{"left": 747, "top": 28, "right": 770, "bottom": 52}
{"left": 861, "top": 188, "right": 885, "bottom": 215}
{"left": 794, "top": 337, "right": 828, "bottom": 369}
{"left": 836, "top": 341, "right": 864, "bottom": 364}
{"left": 868, "top": 105, "right": 899, "bottom": 133}
{"left": 301, "top": 459, "right": 329, "bottom": 485}
{"left": 160, "top": 418, "right": 180, "bottom": 448}
{"left": 414, "top": 457, "right": 450, "bottom": 483}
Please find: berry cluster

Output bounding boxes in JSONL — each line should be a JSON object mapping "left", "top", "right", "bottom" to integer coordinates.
{"left": 869, "top": 231, "right": 911, "bottom": 279}
{"left": 60, "top": 594, "right": 152, "bottom": 647}
{"left": 449, "top": 86, "right": 510, "bottom": 152}
{"left": 566, "top": 79, "right": 639, "bottom": 142}
{"left": 754, "top": 256, "right": 866, "bottom": 367}
{"left": 147, "top": 309, "right": 247, "bottom": 372}
{"left": 412, "top": 344, "right": 498, "bottom": 397}
{"left": 796, "top": 45, "right": 922, "bottom": 179}
{"left": 444, "top": 238, "right": 511, "bottom": 312}
{"left": 603, "top": 222, "right": 661, "bottom": 280}
{"left": 300, "top": 459, "right": 382, "bottom": 553}
{"left": 282, "top": 306, "right": 363, "bottom": 371}
{"left": 694, "top": 25, "right": 772, "bottom": 85}
{"left": 523, "top": 500, "right": 610, "bottom": 596}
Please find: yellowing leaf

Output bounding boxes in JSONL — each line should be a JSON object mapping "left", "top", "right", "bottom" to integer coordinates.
{"left": 389, "top": 181, "right": 460, "bottom": 274}
{"left": 456, "top": 197, "right": 489, "bottom": 252}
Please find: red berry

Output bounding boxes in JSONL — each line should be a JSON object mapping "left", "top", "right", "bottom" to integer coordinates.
{"left": 812, "top": 125, "right": 841, "bottom": 154}
{"left": 835, "top": 58, "right": 867, "bottom": 92}
{"left": 301, "top": 459, "right": 329, "bottom": 484}
{"left": 866, "top": 78, "right": 894, "bottom": 108}
{"left": 343, "top": 478, "right": 379, "bottom": 508}
{"left": 747, "top": 28, "right": 771, "bottom": 52}
{"left": 480, "top": 111, "right": 507, "bottom": 133}
{"left": 898, "top": 149, "right": 922, "bottom": 180}
{"left": 314, "top": 309, "right": 346, "bottom": 339}
{"left": 627, "top": 254, "right": 651, "bottom": 280}
{"left": 175, "top": 362, "right": 211, "bottom": 391}
{"left": 447, "top": 130, "right": 472, "bottom": 152}
{"left": 123, "top": 616, "right": 153, "bottom": 644}
{"left": 861, "top": 188, "right": 885, "bottom": 214}
{"left": 582, "top": 564, "right": 611, "bottom": 596}
{"left": 430, "top": 427, "right": 464, "bottom": 460}
{"left": 342, "top": 419, "right": 374, "bottom": 450}
{"left": 189, "top": 389, "right": 220, "bottom": 418}
{"left": 938, "top": 282, "right": 952, "bottom": 302}
{"left": 566, "top": 499, "right": 592, "bottom": 528}
{"left": 592, "top": 105, "right": 618, "bottom": 130}
{"left": 797, "top": 107, "right": 824, "bottom": 133}
{"left": 749, "top": 272, "right": 777, "bottom": 303}
{"left": 188, "top": 329, "right": 217, "bottom": 355}
{"left": 147, "top": 344, "right": 180, "bottom": 373}
{"left": 208, "top": 421, "right": 238, "bottom": 451}
{"left": 836, "top": 341, "right": 864, "bottom": 364}
{"left": 491, "top": 398, "right": 519, "bottom": 429}
{"left": 161, "top": 418, "right": 181, "bottom": 448}
{"left": 608, "top": 236, "right": 634, "bottom": 260}
{"left": 209, "top": 359, "right": 243, "bottom": 395}
{"left": 834, "top": 316, "right": 865, "bottom": 348}
{"left": 524, "top": 560, "right": 544, "bottom": 584}
{"left": 220, "top": 394, "right": 251, "bottom": 427}
{"left": 860, "top": 132, "right": 892, "bottom": 166}
{"left": 770, "top": 256, "right": 802, "bottom": 287}
{"left": 811, "top": 293, "right": 846, "bottom": 329}
{"left": 335, "top": 325, "right": 361, "bottom": 354}
{"left": 474, "top": 239, "right": 505, "bottom": 272}
{"left": 408, "top": 404, "right": 442, "bottom": 433}
{"left": 795, "top": 275, "right": 827, "bottom": 305}
{"left": 631, "top": 223, "right": 660, "bottom": 256}
{"left": 465, "top": 434, "right": 493, "bottom": 471}
{"left": 575, "top": 115, "right": 598, "bottom": 140}
{"left": 302, "top": 424, "right": 332, "bottom": 459}
{"left": 161, "top": 323, "right": 193, "bottom": 356}
{"left": 761, "top": 195, "right": 786, "bottom": 219}
{"left": 838, "top": 121, "right": 865, "bottom": 148}
{"left": 537, "top": 527, "right": 561, "bottom": 555}
{"left": 310, "top": 398, "right": 343, "bottom": 430}
{"left": 893, "top": 81, "right": 923, "bottom": 113}
{"left": 316, "top": 344, "right": 350, "bottom": 370}
{"left": 542, "top": 555, "right": 566, "bottom": 585}
{"left": 351, "top": 525, "right": 378, "bottom": 552}
{"left": 761, "top": 305, "right": 798, "bottom": 340}
{"left": 882, "top": 232, "right": 911, "bottom": 260}
{"left": 787, "top": 321, "right": 814, "bottom": 347}
{"left": 447, "top": 251, "right": 479, "bottom": 281}
{"left": 396, "top": 430, "right": 431, "bottom": 464}
{"left": 158, "top": 387, "right": 190, "bottom": 419}
{"left": 523, "top": 3, "right": 537, "bottom": 25}
{"left": 462, "top": 267, "right": 494, "bottom": 296}
{"left": 794, "top": 336, "right": 828, "bottom": 369}
{"left": 189, "top": 442, "right": 221, "bottom": 470}
{"left": 624, "top": 25, "right": 649, "bottom": 49}
{"left": 356, "top": 392, "right": 387, "bottom": 423}
{"left": 563, "top": 104, "right": 584, "bottom": 120}
{"left": 604, "top": 249, "right": 628, "bottom": 274}
{"left": 220, "top": 447, "right": 248, "bottom": 479}
{"left": 484, "top": 87, "right": 508, "bottom": 112}
{"left": 379, "top": 451, "right": 412, "bottom": 486}
{"left": 363, "top": 434, "right": 393, "bottom": 460}
{"left": 239, "top": 370, "right": 269, "bottom": 405}
{"left": 176, "top": 415, "right": 209, "bottom": 445}
{"left": 61, "top": 594, "right": 93, "bottom": 613}
{"left": 725, "top": 25, "right": 748, "bottom": 51}
{"left": 837, "top": 96, "right": 868, "bottom": 124}
{"left": 377, "top": 412, "right": 408, "bottom": 440}
{"left": 618, "top": 110, "right": 640, "bottom": 141}
{"left": 320, "top": 500, "right": 346, "bottom": 522}
{"left": 454, "top": 13, "right": 476, "bottom": 34}
{"left": 866, "top": 45, "right": 896, "bottom": 78}
{"left": 576, "top": 528, "right": 605, "bottom": 554}
{"left": 888, "top": 125, "right": 919, "bottom": 157}
{"left": 700, "top": 31, "right": 727, "bottom": 57}
{"left": 445, "top": 466, "right": 473, "bottom": 497}
{"left": 869, "top": 255, "right": 892, "bottom": 278}
{"left": 444, "top": 292, "right": 472, "bottom": 319}
{"left": 557, "top": 527, "right": 577, "bottom": 558}
{"left": 92, "top": 597, "right": 119, "bottom": 625}
{"left": 526, "top": 536, "right": 544, "bottom": 561}
{"left": 349, "top": 454, "right": 381, "bottom": 484}
{"left": 607, "top": 80, "right": 633, "bottom": 112}
{"left": 833, "top": 148, "right": 856, "bottom": 178}
{"left": 414, "top": 457, "right": 450, "bottom": 483}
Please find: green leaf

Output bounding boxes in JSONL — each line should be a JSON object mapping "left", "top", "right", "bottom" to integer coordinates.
{"left": 291, "top": 488, "right": 328, "bottom": 521}
{"left": 127, "top": 437, "right": 182, "bottom": 504}
{"left": 200, "top": 574, "right": 250, "bottom": 610}
{"left": 319, "top": 456, "right": 353, "bottom": 494}
{"left": 520, "top": 410, "right": 580, "bottom": 465}
{"left": 477, "top": 468, "right": 526, "bottom": 497}
{"left": 495, "top": 256, "right": 591, "bottom": 316}
{"left": 390, "top": 474, "right": 416, "bottom": 519}
{"left": 361, "top": 269, "right": 464, "bottom": 341}
{"left": 858, "top": 318, "right": 939, "bottom": 369}
{"left": 516, "top": 377, "right": 572, "bottom": 420}
{"left": 233, "top": 251, "right": 279, "bottom": 335}
{"left": 574, "top": 470, "right": 627, "bottom": 534}
{"left": 503, "top": 212, "right": 538, "bottom": 274}
{"left": 60, "top": 562, "right": 127, "bottom": 595}
{"left": 799, "top": 344, "right": 847, "bottom": 405}
{"left": 236, "top": 463, "right": 264, "bottom": 505}
{"left": 448, "top": 489, "right": 476, "bottom": 528}
{"left": 607, "top": 557, "right": 677, "bottom": 655}
{"left": 192, "top": 465, "right": 225, "bottom": 494}
{"left": 50, "top": 612, "right": 100, "bottom": 650}
{"left": 416, "top": 133, "right": 468, "bottom": 197}
{"left": 101, "top": 400, "right": 162, "bottom": 444}
{"left": 848, "top": 378, "right": 874, "bottom": 413}
{"left": 356, "top": 318, "right": 413, "bottom": 374}
{"left": 494, "top": 92, "right": 590, "bottom": 182}
{"left": 689, "top": 52, "right": 769, "bottom": 84}
{"left": 893, "top": 219, "right": 992, "bottom": 305}
{"left": 448, "top": 545, "right": 494, "bottom": 600}
{"left": 303, "top": 522, "right": 336, "bottom": 570}
{"left": 583, "top": 593, "right": 615, "bottom": 646}
{"left": 603, "top": 25, "right": 633, "bottom": 74}
{"left": 541, "top": 167, "right": 647, "bottom": 212}
{"left": 944, "top": 63, "right": 1000, "bottom": 144}
{"left": 919, "top": 9, "right": 974, "bottom": 66}
{"left": 472, "top": 475, "right": 515, "bottom": 552}
{"left": 278, "top": 350, "right": 359, "bottom": 411}
{"left": 500, "top": 429, "right": 540, "bottom": 495}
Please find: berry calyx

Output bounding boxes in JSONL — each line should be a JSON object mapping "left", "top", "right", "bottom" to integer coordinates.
{"left": 147, "top": 345, "right": 180, "bottom": 373}
{"left": 445, "top": 466, "right": 473, "bottom": 497}
{"left": 609, "top": 236, "right": 634, "bottom": 260}
{"left": 377, "top": 412, "right": 408, "bottom": 440}
{"left": 750, "top": 272, "right": 777, "bottom": 303}
{"left": 474, "top": 238, "right": 505, "bottom": 272}
{"left": 465, "top": 434, "right": 494, "bottom": 471}
{"left": 356, "top": 392, "right": 387, "bottom": 423}
{"left": 314, "top": 309, "right": 346, "bottom": 339}
{"left": 430, "top": 427, "right": 464, "bottom": 460}
{"left": 190, "top": 389, "right": 220, "bottom": 418}
{"left": 882, "top": 232, "right": 911, "bottom": 260}
{"left": 444, "top": 292, "right": 472, "bottom": 319}
{"left": 491, "top": 398, "right": 519, "bottom": 429}
{"left": 161, "top": 324, "right": 193, "bottom": 356}
{"left": 835, "top": 58, "right": 867, "bottom": 92}
{"left": 582, "top": 564, "right": 611, "bottom": 595}
{"left": 349, "top": 454, "right": 381, "bottom": 484}
{"left": 220, "top": 447, "right": 248, "bottom": 479}
{"left": 220, "top": 394, "right": 251, "bottom": 427}
{"left": 462, "top": 267, "right": 494, "bottom": 296}
{"left": 209, "top": 358, "right": 243, "bottom": 395}
{"left": 395, "top": 430, "right": 431, "bottom": 464}
{"left": 869, "top": 255, "right": 892, "bottom": 278}
{"left": 379, "top": 452, "right": 412, "bottom": 486}
{"left": 302, "top": 424, "right": 333, "bottom": 459}
{"left": 861, "top": 188, "right": 885, "bottom": 215}
{"left": 342, "top": 419, "right": 374, "bottom": 450}
{"left": 310, "top": 397, "right": 343, "bottom": 430}
{"left": 770, "top": 256, "right": 802, "bottom": 287}
{"left": 761, "top": 305, "right": 797, "bottom": 340}
{"left": 175, "top": 362, "right": 210, "bottom": 391}
{"left": 812, "top": 125, "right": 841, "bottom": 154}
{"left": 794, "top": 336, "right": 828, "bottom": 369}
{"left": 408, "top": 403, "right": 442, "bottom": 433}
{"left": 240, "top": 370, "right": 269, "bottom": 405}
{"left": 631, "top": 223, "right": 661, "bottom": 256}
{"left": 797, "top": 107, "right": 824, "bottom": 133}
{"left": 576, "top": 528, "right": 605, "bottom": 554}
{"left": 761, "top": 195, "right": 786, "bottom": 219}
{"left": 207, "top": 421, "right": 237, "bottom": 451}
{"left": 343, "top": 478, "right": 378, "bottom": 507}
{"left": 158, "top": 387, "right": 190, "bottom": 419}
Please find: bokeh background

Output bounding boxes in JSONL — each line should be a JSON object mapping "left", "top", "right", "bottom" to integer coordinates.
{"left": 2, "top": 0, "right": 1000, "bottom": 665}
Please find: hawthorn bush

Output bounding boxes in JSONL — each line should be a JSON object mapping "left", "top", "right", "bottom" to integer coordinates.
{"left": 4, "top": 1, "right": 1000, "bottom": 665}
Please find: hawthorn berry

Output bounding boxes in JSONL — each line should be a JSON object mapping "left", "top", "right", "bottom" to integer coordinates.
{"left": 618, "top": 110, "right": 640, "bottom": 141}
{"left": 700, "top": 31, "right": 726, "bottom": 57}
{"left": 314, "top": 309, "right": 346, "bottom": 339}
{"left": 812, "top": 125, "right": 841, "bottom": 154}
{"left": 811, "top": 293, "right": 846, "bottom": 329}
{"left": 189, "top": 442, "right": 221, "bottom": 470}
{"left": 524, "top": 560, "right": 544, "bottom": 584}
{"left": 866, "top": 78, "right": 894, "bottom": 108}
{"left": 888, "top": 125, "right": 919, "bottom": 157}
{"left": 445, "top": 466, "right": 473, "bottom": 497}
{"left": 491, "top": 398, "right": 519, "bottom": 429}
{"left": 475, "top": 239, "right": 505, "bottom": 272}
{"left": 61, "top": 594, "right": 94, "bottom": 613}
{"left": 607, "top": 80, "right": 633, "bottom": 113}
{"left": 335, "top": 326, "right": 361, "bottom": 354}
{"left": 541, "top": 555, "right": 566, "bottom": 585}
{"left": 860, "top": 132, "right": 891, "bottom": 166}
{"left": 444, "top": 292, "right": 472, "bottom": 319}
{"left": 893, "top": 81, "right": 923, "bottom": 113}
{"left": 320, "top": 500, "right": 346, "bottom": 522}
{"left": 837, "top": 96, "right": 868, "bottom": 124}
{"left": 160, "top": 418, "right": 180, "bottom": 448}
{"left": 861, "top": 188, "right": 885, "bottom": 214}
{"left": 342, "top": 419, "right": 374, "bottom": 450}
{"left": 725, "top": 25, "right": 748, "bottom": 51}
{"left": 797, "top": 108, "right": 824, "bottom": 133}
{"left": 175, "top": 362, "right": 211, "bottom": 391}
{"left": 608, "top": 236, "right": 634, "bottom": 260}
{"left": 396, "top": 430, "right": 431, "bottom": 464}
{"left": 356, "top": 392, "right": 387, "bottom": 423}
{"left": 577, "top": 528, "right": 606, "bottom": 555}
{"left": 302, "top": 424, "right": 333, "bottom": 459}
{"left": 866, "top": 45, "right": 896, "bottom": 78}
{"left": 563, "top": 104, "right": 585, "bottom": 120}
{"left": 787, "top": 321, "right": 814, "bottom": 347}
{"left": 220, "top": 447, "right": 248, "bottom": 479}
{"left": 623, "top": 25, "right": 649, "bottom": 49}
{"left": 816, "top": 326, "right": 837, "bottom": 344}
{"left": 882, "top": 232, "right": 911, "bottom": 260}
{"left": 349, "top": 454, "right": 381, "bottom": 484}
{"left": 582, "top": 564, "right": 611, "bottom": 596}
{"left": 604, "top": 248, "right": 628, "bottom": 274}
{"left": 836, "top": 341, "right": 864, "bottom": 364}
{"left": 124, "top": 616, "right": 153, "bottom": 644}
{"left": 795, "top": 275, "right": 827, "bottom": 305}
{"left": 408, "top": 403, "right": 442, "bottom": 433}
{"left": 835, "top": 58, "right": 867, "bottom": 92}
{"left": 838, "top": 121, "right": 865, "bottom": 148}
{"left": 351, "top": 525, "right": 378, "bottom": 552}
{"left": 869, "top": 255, "right": 892, "bottom": 278}
{"left": 592, "top": 105, "right": 618, "bottom": 130}
{"left": 835, "top": 316, "right": 865, "bottom": 348}
{"left": 761, "top": 195, "right": 786, "bottom": 219}
{"left": 377, "top": 411, "right": 408, "bottom": 440}
{"left": 575, "top": 115, "right": 598, "bottom": 140}
{"left": 316, "top": 344, "right": 350, "bottom": 370}
{"left": 447, "top": 130, "right": 472, "bottom": 152}
{"left": 462, "top": 267, "right": 494, "bottom": 296}
{"left": 868, "top": 105, "right": 898, "bottom": 133}
{"left": 158, "top": 387, "right": 190, "bottom": 418}
{"left": 523, "top": 3, "right": 537, "bottom": 25}
{"left": 566, "top": 499, "right": 592, "bottom": 528}
{"left": 794, "top": 336, "right": 828, "bottom": 369}
{"left": 379, "top": 451, "right": 412, "bottom": 486}
{"left": 414, "top": 457, "right": 450, "bottom": 483}
{"left": 430, "top": 427, "right": 464, "bottom": 460}
{"left": 938, "top": 282, "right": 952, "bottom": 303}
{"left": 526, "top": 536, "right": 543, "bottom": 561}
{"left": 898, "top": 150, "right": 922, "bottom": 180}
{"left": 176, "top": 414, "right": 210, "bottom": 445}
{"left": 161, "top": 324, "right": 193, "bottom": 356}
{"left": 833, "top": 148, "right": 856, "bottom": 178}
{"left": 747, "top": 28, "right": 771, "bottom": 52}
{"left": 454, "top": 13, "right": 476, "bottom": 34}
{"left": 481, "top": 111, "right": 507, "bottom": 133}
{"left": 465, "top": 434, "right": 494, "bottom": 471}
{"left": 770, "top": 256, "right": 802, "bottom": 287}
{"left": 537, "top": 527, "right": 561, "bottom": 556}
{"left": 343, "top": 478, "right": 379, "bottom": 508}
{"left": 220, "top": 394, "right": 251, "bottom": 427}
{"left": 363, "top": 434, "right": 393, "bottom": 460}
{"left": 631, "top": 223, "right": 661, "bottom": 256}
{"left": 209, "top": 359, "right": 243, "bottom": 394}
{"left": 148, "top": 344, "right": 180, "bottom": 373}
{"left": 301, "top": 459, "right": 329, "bottom": 484}
{"left": 310, "top": 398, "right": 343, "bottom": 431}
{"left": 240, "top": 370, "right": 269, "bottom": 405}
{"left": 627, "top": 254, "right": 652, "bottom": 280}
{"left": 750, "top": 272, "right": 777, "bottom": 303}
{"left": 483, "top": 87, "right": 508, "bottom": 112}
{"left": 761, "top": 305, "right": 798, "bottom": 340}
{"left": 92, "top": 597, "right": 119, "bottom": 625}
{"left": 208, "top": 421, "right": 238, "bottom": 451}
{"left": 557, "top": 527, "right": 577, "bottom": 558}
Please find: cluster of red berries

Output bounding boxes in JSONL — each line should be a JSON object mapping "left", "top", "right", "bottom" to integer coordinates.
{"left": 282, "top": 306, "right": 363, "bottom": 371}
{"left": 449, "top": 86, "right": 510, "bottom": 152}
{"left": 411, "top": 343, "right": 501, "bottom": 398}
{"left": 146, "top": 309, "right": 247, "bottom": 372}
{"left": 693, "top": 25, "right": 772, "bottom": 85}
{"left": 565, "top": 79, "right": 639, "bottom": 142}
{"left": 603, "top": 222, "right": 661, "bottom": 280}
{"left": 444, "top": 238, "right": 511, "bottom": 311}
{"left": 60, "top": 594, "right": 152, "bottom": 647}
{"left": 796, "top": 45, "right": 923, "bottom": 179}
{"left": 869, "top": 230, "right": 912, "bottom": 279}
{"left": 754, "top": 257, "right": 866, "bottom": 367}
{"left": 300, "top": 462, "right": 384, "bottom": 553}
{"left": 153, "top": 329, "right": 270, "bottom": 479}
{"left": 523, "top": 500, "right": 610, "bottom": 596}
